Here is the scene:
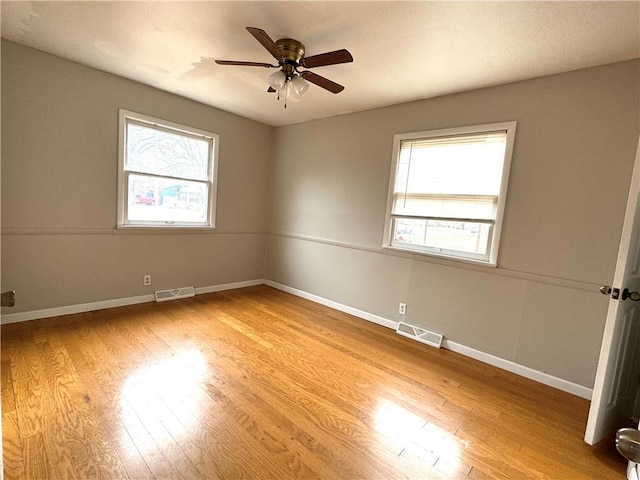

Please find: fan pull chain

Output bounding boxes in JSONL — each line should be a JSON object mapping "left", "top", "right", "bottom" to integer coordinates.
{"left": 284, "top": 82, "right": 289, "bottom": 109}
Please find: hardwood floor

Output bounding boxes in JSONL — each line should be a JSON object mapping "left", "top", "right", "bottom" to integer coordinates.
{"left": 1, "top": 285, "right": 626, "bottom": 479}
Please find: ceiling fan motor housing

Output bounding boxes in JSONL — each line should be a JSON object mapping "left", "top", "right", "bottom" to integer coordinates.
{"left": 276, "top": 38, "right": 305, "bottom": 78}
{"left": 276, "top": 38, "right": 305, "bottom": 63}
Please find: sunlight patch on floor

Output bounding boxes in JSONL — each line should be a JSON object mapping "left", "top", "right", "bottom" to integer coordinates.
{"left": 120, "top": 348, "right": 209, "bottom": 439}
{"left": 374, "top": 398, "right": 468, "bottom": 471}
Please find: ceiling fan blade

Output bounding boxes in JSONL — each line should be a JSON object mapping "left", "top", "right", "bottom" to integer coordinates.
{"left": 267, "top": 86, "right": 276, "bottom": 93}
{"left": 246, "top": 27, "right": 283, "bottom": 61}
{"left": 215, "top": 60, "right": 277, "bottom": 68}
{"left": 301, "top": 49, "right": 353, "bottom": 68}
{"left": 300, "top": 71, "right": 344, "bottom": 94}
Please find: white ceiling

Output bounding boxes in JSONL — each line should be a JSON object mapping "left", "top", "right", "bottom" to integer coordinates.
{"left": 2, "top": 1, "right": 639, "bottom": 127}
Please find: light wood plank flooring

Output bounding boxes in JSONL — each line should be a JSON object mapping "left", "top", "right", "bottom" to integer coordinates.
{"left": 2, "top": 285, "right": 626, "bottom": 479}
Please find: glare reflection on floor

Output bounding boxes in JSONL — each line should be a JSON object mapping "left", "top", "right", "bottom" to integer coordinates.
{"left": 120, "top": 348, "right": 208, "bottom": 433}
{"left": 374, "top": 399, "right": 465, "bottom": 470}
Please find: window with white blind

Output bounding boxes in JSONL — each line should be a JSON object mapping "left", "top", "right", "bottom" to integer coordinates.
{"left": 384, "top": 122, "right": 517, "bottom": 265}
{"left": 117, "top": 110, "right": 219, "bottom": 228}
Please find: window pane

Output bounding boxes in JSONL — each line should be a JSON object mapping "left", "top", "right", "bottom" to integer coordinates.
{"left": 128, "top": 173, "right": 209, "bottom": 224}
{"left": 393, "top": 218, "right": 491, "bottom": 255}
{"left": 126, "top": 122, "right": 209, "bottom": 181}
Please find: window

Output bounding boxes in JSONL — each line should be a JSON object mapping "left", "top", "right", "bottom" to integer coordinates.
{"left": 117, "top": 110, "right": 219, "bottom": 228}
{"left": 384, "top": 122, "right": 516, "bottom": 265}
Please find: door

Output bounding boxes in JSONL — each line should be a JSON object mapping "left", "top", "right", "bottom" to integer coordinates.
{"left": 585, "top": 136, "right": 640, "bottom": 446}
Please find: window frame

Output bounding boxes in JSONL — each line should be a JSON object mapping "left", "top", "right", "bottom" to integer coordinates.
{"left": 117, "top": 109, "right": 219, "bottom": 229}
{"left": 383, "top": 121, "right": 517, "bottom": 267}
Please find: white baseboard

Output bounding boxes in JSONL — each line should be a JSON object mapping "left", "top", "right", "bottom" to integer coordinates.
{"left": 265, "top": 280, "right": 593, "bottom": 400}
{"left": 441, "top": 339, "right": 592, "bottom": 399}
{"left": 194, "top": 279, "right": 265, "bottom": 295}
{"left": 1, "top": 294, "right": 155, "bottom": 324}
{"left": 1, "top": 279, "right": 266, "bottom": 325}
{"left": 264, "top": 280, "right": 397, "bottom": 329}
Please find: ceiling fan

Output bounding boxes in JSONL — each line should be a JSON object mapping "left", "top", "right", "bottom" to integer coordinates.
{"left": 216, "top": 27, "right": 353, "bottom": 107}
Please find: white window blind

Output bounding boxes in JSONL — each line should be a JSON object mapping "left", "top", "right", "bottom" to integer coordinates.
{"left": 393, "top": 132, "right": 506, "bottom": 220}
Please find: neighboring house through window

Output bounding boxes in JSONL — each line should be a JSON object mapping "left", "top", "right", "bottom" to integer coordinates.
{"left": 384, "top": 122, "right": 517, "bottom": 266}
{"left": 117, "top": 109, "right": 219, "bottom": 228}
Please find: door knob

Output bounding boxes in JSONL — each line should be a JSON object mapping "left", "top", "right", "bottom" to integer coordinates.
{"left": 600, "top": 285, "right": 612, "bottom": 295}
{"left": 617, "top": 428, "right": 640, "bottom": 462}
{"left": 622, "top": 288, "right": 640, "bottom": 301}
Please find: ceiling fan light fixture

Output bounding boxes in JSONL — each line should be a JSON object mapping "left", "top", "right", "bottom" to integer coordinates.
{"left": 268, "top": 70, "right": 286, "bottom": 90}
{"left": 269, "top": 73, "right": 308, "bottom": 108}
{"left": 290, "top": 75, "right": 309, "bottom": 96}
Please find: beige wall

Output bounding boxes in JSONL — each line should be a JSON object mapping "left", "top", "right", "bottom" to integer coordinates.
{"left": 267, "top": 60, "right": 640, "bottom": 388}
{"left": 1, "top": 40, "right": 272, "bottom": 313}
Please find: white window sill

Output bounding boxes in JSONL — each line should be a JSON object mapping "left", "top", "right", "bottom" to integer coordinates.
{"left": 113, "top": 225, "right": 218, "bottom": 235}
{"left": 382, "top": 245, "right": 497, "bottom": 268}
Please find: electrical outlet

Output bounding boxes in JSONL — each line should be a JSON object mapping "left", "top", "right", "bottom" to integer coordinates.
{"left": 399, "top": 303, "right": 407, "bottom": 315}
{"left": 143, "top": 274, "right": 151, "bottom": 286}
